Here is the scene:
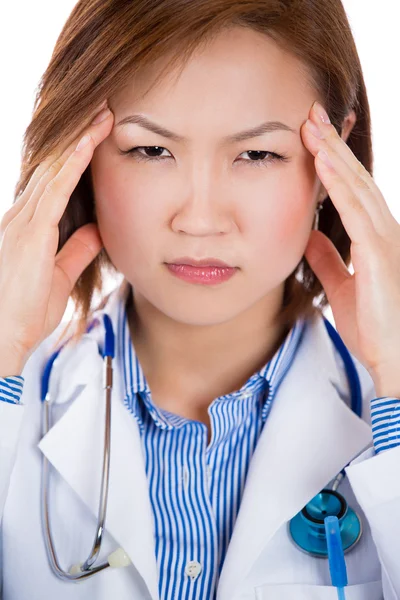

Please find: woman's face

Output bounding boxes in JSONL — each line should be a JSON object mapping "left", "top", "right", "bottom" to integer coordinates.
{"left": 90, "top": 26, "right": 323, "bottom": 326}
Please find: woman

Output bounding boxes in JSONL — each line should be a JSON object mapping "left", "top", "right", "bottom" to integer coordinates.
{"left": 1, "top": 0, "right": 399, "bottom": 598}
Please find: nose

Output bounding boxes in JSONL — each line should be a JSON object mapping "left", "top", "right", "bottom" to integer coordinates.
{"left": 171, "top": 179, "right": 234, "bottom": 236}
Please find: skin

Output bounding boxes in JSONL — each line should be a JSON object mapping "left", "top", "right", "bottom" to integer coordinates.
{"left": 90, "top": 26, "right": 355, "bottom": 426}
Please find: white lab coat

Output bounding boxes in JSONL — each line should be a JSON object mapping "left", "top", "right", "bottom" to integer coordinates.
{"left": 1, "top": 284, "right": 400, "bottom": 600}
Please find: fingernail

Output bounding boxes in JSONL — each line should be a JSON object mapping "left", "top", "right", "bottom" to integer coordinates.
{"left": 313, "top": 101, "right": 331, "bottom": 124}
{"left": 306, "top": 119, "right": 324, "bottom": 139}
{"left": 97, "top": 100, "right": 108, "bottom": 111}
{"left": 76, "top": 134, "right": 91, "bottom": 151}
{"left": 92, "top": 108, "right": 111, "bottom": 125}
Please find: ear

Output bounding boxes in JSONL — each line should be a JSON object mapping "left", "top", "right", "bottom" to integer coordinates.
{"left": 340, "top": 109, "right": 357, "bottom": 143}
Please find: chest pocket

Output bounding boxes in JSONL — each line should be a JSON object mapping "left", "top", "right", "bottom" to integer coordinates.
{"left": 255, "top": 580, "right": 383, "bottom": 599}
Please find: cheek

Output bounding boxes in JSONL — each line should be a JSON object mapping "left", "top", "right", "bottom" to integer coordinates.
{"left": 91, "top": 156, "right": 164, "bottom": 272}
{"left": 247, "top": 168, "right": 316, "bottom": 271}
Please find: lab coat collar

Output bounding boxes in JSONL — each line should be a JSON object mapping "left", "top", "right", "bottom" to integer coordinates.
{"left": 38, "top": 282, "right": 373, "bottom": 600}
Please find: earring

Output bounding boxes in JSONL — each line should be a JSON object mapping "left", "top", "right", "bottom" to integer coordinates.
{"left": 313, "top": 202, "right": 324, "bottom": 231}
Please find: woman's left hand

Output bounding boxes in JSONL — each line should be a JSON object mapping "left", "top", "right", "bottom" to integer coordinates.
{"left": 301, "top": 101, "right": 400, "bottom": 397}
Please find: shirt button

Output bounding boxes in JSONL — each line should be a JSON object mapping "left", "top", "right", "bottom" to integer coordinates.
{"left": 185, "top": 560, "right": 202, "bottom": 580}
{"left": 182, "top": 465, "right": 189, "bottom": 491}
{"left": 242, "top": 392, "right": 252, "bottom": 399}
{"left": 206, "top": 465, "right": 212, "bottom": 485}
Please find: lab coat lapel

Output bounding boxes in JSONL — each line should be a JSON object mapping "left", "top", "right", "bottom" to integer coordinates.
{"left": 37, "top": 284, "right": 160, "bottom": 600}
{"left": 217, "top": 313, "right": 373, "bottom": 600}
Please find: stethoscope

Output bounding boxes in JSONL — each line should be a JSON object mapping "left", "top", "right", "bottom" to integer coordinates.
{"left": 40, "top": 313, "right": 130, "bottom": 581}
{"left": 40, "top": 312, "right": 362, "bottom": 592}
{"left": 288, "top": 317, "right": 363, "bottom": 599}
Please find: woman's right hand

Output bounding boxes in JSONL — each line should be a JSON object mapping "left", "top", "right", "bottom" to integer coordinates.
{"left": 0, "top": 100, "right": 114, "bottom": 374}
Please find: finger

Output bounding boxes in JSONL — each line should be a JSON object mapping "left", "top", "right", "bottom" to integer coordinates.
{"left": 305, "top": 229, "right": 352, "bottom": 297}
{"left": 4, "top": 100, "right": 108, "bottom": 224}
{"left": 303, "top": 105, "right": 393, "bottom": 228}
{"left": 303, "top": 121, "right": 389, "bottom": 241}
{"left": 53, "top": 222, "right": 104, "bottom": 299}
{"left": 308, "top": 103, "right": 377, "bottom": 189}
{"left": 314, "top": 147, "right": 377, "bottom": 246}
{"left": 22, "top": 104, "right": 111, "bottom": 223}
{"left": 22, "top": 108, "right": 113, "bottom": 226}
{"left": 304, "top": 230, "right": 358, "bottom": 354}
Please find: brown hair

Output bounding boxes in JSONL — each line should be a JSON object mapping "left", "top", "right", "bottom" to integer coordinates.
{"left": 14, "top": 0, "right": 372, "bottom": 350}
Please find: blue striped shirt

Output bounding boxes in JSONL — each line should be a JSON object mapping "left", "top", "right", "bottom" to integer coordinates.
{"left": 0, "top": 376, "right": 24, "bottom": 404}
{"left": 370, "top": 397, "right": 400, "bottom": 453}
{"left": 117, "top": 296, "right": 307, "bottom": 600}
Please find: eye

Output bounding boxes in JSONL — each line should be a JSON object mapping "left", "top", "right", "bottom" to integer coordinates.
{"left": 119, "top": 146, "right": 172, "bottom": 162}
{"left": 119, "top": 146, "right": 290, "bottom": 168}
{"left": 238, "top": 150, "right": 289, "bottom": 168}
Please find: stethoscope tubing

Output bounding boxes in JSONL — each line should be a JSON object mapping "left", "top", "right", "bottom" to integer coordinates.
{"left": 322, "top": 317, "right": 362, "bottom": 418}
{"left": 40, "top": 315, "right": 115, "bottom": 581}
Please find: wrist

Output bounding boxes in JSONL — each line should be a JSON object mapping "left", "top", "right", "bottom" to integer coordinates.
{"left": 371, "top": 369, "right": 400, "bottom": 399}
{"left": 0, "top": 346, "right": 26, "bottom": 378}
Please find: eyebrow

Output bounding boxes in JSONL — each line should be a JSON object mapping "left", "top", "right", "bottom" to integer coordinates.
{"left": 115, "top": 114, "right": 296, "bottom": 143}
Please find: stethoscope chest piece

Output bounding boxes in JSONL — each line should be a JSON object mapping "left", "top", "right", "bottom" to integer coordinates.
{"left": 289, "top": 489, "right": 362, "bottom": 558}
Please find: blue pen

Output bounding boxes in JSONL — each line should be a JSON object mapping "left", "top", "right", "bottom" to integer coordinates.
{"left": 324, "top": 516, "right": 348, "bottom": 600}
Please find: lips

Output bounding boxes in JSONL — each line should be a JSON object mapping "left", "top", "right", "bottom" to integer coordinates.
{"left": 165, "top": 262, "right": 238, "bottom": 285}
{"left": 167, "top": 257, "right": 234, "bottom": 268}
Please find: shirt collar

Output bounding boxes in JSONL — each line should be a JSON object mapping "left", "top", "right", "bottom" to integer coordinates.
{"left": 117, "top": 284, "right": 308, "bottom": 431}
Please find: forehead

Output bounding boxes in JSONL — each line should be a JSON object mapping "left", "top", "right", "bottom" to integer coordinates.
{"left": 111, "top": 27, "right": 317, "bottom": 134}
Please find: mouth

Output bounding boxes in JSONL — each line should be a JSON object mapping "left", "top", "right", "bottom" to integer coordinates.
{"left": 164, "top": 262, "right": 238, "bottom": 285}
{"left": 166, "top": 256, "right": 236, "bottom": 268}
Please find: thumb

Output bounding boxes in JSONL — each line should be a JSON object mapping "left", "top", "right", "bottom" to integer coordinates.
{"left": 54, "top": 223, "right": 104, "bottom": 293}
{"left": 304, "top": 230, "right": 351, "bottom": 301}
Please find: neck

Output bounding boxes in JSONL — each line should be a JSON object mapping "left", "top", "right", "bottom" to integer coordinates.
{"left": 126, "top": 285, "right": 290, "bottom": 415}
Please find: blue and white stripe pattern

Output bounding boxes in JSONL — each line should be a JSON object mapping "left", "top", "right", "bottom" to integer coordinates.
{"left": 0, "top": 376, "right": 24, "bottom": 404}
{"left": 118, "top": 290, "right": 307, "bottom": 600}
{"left": 371, "top": 397, "right": 400, "bottom": 454}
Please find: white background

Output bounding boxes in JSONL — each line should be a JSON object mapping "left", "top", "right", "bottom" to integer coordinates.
{"left": 0, "top": 1, "right": 398, "bottom": 323}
